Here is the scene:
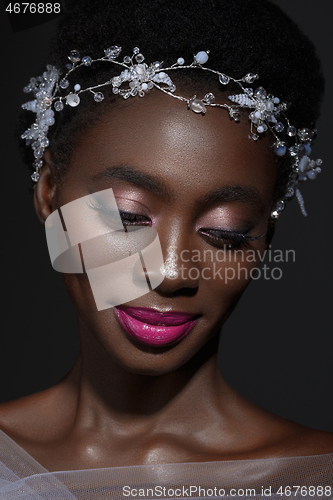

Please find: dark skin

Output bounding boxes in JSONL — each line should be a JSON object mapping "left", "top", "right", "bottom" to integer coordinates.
{"left": 1, "top": 91, "right": 332, "bottom": 472}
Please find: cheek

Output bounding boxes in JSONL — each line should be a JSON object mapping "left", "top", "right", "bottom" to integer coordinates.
{"left": 183, "top": 243, "right": 267, "bottom": 316}
{"left": 61, "top": 273, "right": 98, "bottom": 319}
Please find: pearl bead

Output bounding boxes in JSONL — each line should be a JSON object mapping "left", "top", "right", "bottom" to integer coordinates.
{"left": 307, "top": 169, "right": 318, "bottom": 180}
{"left": 194, "top": 51, "right": 209, "bottom": 64}
{"left": 66, "top": 94, "right": 80, "bottom": 107}
{"left": 298, "top": 156, "right": 310, "bottom": 172}
{"left": 189, "top": 98, "right": 206, "bottom": 114}
{"left": 45, "top": 116, "right": 55, "bottom": 125}
{"left": 274, "top": 144, "right": 286, "bottom": 156}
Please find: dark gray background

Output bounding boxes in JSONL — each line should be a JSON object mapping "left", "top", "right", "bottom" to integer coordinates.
{"left": 0, "top": 1, "right": 332, "bottom": 432}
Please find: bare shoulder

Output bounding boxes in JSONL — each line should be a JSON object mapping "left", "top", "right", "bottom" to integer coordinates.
{"left": 263, "top": 418, "right": 333, "bottom": 458}
{"left": 0, "top": 382, "right": 77, "bottom": 445}
{"left": 284, "top": 426, "right": 333, "bottom": 456}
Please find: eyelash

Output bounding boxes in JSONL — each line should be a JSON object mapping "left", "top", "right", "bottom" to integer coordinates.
{"left": 89, "top": 203, "right": 262, "bottom": 250}
{"left": 198, "top": 229, "right": 263, "bottom": 250}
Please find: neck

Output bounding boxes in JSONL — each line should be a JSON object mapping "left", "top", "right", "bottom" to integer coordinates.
{"left": 63, "top": 317, "right": 225, "bottom": 436}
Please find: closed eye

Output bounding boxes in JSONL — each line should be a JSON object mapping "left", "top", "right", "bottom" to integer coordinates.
{"left": 199, "top": 228, "right": 264, "bottom": 250}
{"left": 88, "top": 200, "right": 151, "bottom": 227}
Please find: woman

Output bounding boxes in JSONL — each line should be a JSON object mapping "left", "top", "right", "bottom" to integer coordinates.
{"left": 0, "top": 0, "right": 332, "bottom": 496}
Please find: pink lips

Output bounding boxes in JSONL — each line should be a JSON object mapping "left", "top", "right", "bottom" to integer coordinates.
{"left": 114, "top": 306, "right": 198, "bottom": 347}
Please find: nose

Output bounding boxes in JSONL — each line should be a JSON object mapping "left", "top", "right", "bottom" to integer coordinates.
{"left": 154, "top": 228, "right": 200, "bottom": 295}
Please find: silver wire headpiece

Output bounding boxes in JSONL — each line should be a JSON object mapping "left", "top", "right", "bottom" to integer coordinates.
{"left": 21, "top": 46, "right": 322, "bottom": 217}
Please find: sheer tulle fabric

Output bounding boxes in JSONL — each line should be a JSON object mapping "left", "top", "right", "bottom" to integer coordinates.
{"left": 0, "top": 430, "right": 332, "bottom": 499}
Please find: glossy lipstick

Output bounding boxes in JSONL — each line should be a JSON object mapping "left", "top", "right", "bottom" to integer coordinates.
{"left": 115, "top": 306, "right": 198, "bottom": 347}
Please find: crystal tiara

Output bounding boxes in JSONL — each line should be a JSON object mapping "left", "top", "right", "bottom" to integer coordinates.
{"left": 21, "top": 46, "right": 323, "bottom": 217}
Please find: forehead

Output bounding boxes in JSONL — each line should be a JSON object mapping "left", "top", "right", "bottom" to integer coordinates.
{"left": 61, "top": 90, "right": 277, "bottom": 206}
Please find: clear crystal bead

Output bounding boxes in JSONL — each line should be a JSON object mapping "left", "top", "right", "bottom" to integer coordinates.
{"left": 230, "top": 110, "right": 241, "bottom": 122}
{"left": 82, "top": 56, "right": 92, "bottom": 66}
{"left": 219, "top": 74, "right": 230, "bottom": 85}
{"left": 252, "top": 134, "right": 259, "bottom": 141}
{"left": 138, "top": 91, "right": 145, "bottom": 98}
{"left": 135, "top": 53, "right": 145, "bottom": 63}
{"left": 203, "top": 93, "right": 215, "bottom": 104}
{"left": 177, "top": 57, "right": 185, "bottom": 65}
{"left": 105, "top": 46, "right": 122, "bottom": 59}
{"left": 289, "top": 146, "right": 298, "bottom": 156}
{"left": 274, "top": 122, "right": 284, "bottom": 133}
{"left": 153, "top": 61, "right": 162, "bottom": 70}
{"left": 254, "top": 87, "right": 267, "bottom": 99}
{"left": 123, "top": 56, "right": 131, "bottom": 64}
{"left": 147, "top": 81, "right": 154, "bottom": 89}
{"left": 276, "top": 200, "right": 285, "bottom": 211}
{"left": 169, "top": 84, "right": 176, "bottom": 92}
{"left": 244, "top": 73, "right": 258, "bottom": 84}
{"left": 316, "top": 158, "right": 323, "bottom": 166}
{"left": 287, "top": 126, "right": 296, "bottom": 137}
{"left": 133, "top": 47, "right": 140, "bottom": 54}
{"left": 33, "top": 159, "right": 43, "bottom": 168}
{"left": 271, "top": 210, "right": 279, "bottom": 219}
{"left": 244, "top": 88, "right": 254, "bottom": 96}
{"left": 31, "top": 171, "right": 40, "bottom": 182}
{"left": 34, "top": 147, "right": 43, "bottom": 158}
{"left": 112, "top": 76, "right": 122, "bottom": 87}
{"left": 68, "top": 50, "right": 80, "bottom": 63}
{"left": 66, "top": 94, "right": 80, "bottom": 107}
{"left": 60, "top": 78, "right": 69, "bottom": 89}
{"left": 40, "top": 137, "right": 49, "bottom": 148}
{"left": 54, "top": 100, "right": 64, "bottom": 111}
{"left": 93, "top": 92, "right": 104, "bottom": 102}
{"left": 112, "top": 87, "right": 119, "bottom": 94}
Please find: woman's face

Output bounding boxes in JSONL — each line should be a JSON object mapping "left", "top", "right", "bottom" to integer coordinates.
{"left": 44, "top": 90, "right": 277, "bottom": 375}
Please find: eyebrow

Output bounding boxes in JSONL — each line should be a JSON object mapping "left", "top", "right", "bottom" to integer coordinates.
{"left": 89, "top": 164, "right": 263, "bottom": 209}
{"left": 89, "top": 164, "right": 172, "bottom": 200}
{"left": 202, "top": 185, "right": 264, "bottom": 209}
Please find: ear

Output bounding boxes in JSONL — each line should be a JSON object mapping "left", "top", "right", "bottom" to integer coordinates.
{"left": 33, "top": 150, "right": 58, "bottom": 225}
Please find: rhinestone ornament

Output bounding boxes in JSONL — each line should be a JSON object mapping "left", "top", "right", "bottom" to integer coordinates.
{"left": 93, "top": 92, "right": 104, "bottom": 102}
